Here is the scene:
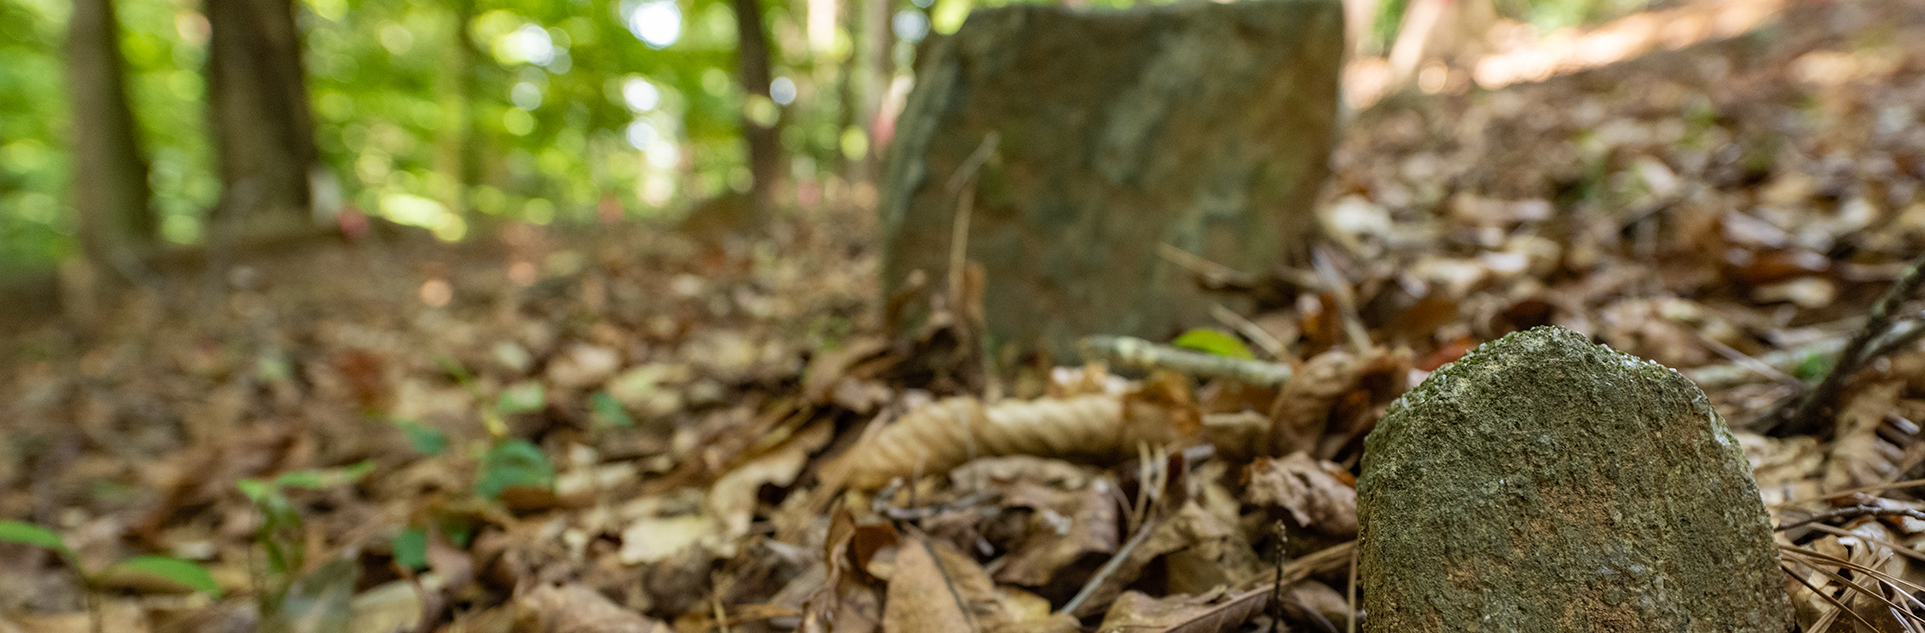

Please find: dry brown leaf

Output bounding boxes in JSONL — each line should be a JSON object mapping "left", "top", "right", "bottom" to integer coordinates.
{"left": 513, "top": 583, "right": 665, "bottom": 633}
{"left": 801, "top": 507, "right": 884, "bottom": 633}
{"left": 1094, "top": 589, "right": 1269, "bottom": 633}
{"left": 994, "top": 479, "right": 1122, "bottom": 589}
{"left": 880, "top": 538, "right": 980, "bottom": 633}
{"left": 545, "top": 343, "right": 622, "bottom": 390}
{"left": 829, "top": 390, "right": 1193, "bottom": 490}
{"left": 1824, "top": 380, "right": 1907, "bottom": 491}
{"left": 1245, "top": 452, "right": 1359, "bottom": 539}
{"left": 1069, "top": 501, "right": 1246, "bottom": 619}
{"left": 707, "top": 420, "right": 835, "bottom": 552}
{"left": 1268, "top": 347, "right": 1410, "bottom": 459}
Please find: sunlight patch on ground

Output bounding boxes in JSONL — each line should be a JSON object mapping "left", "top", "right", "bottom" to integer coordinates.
{"left": 1345, "top": 0, "right": 1790, "bottom": 108}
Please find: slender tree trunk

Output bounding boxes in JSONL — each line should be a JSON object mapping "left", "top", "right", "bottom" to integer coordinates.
{"left": 860, "top": 0, "right": 893, "bottom": 183}
{"left": 734, "top": 0, "right": 780, "bottom": 226}
{"left": 204, "top": 0, "right": 319, "bottom": 236}
{"left": 440, "top": 0, "right": 481, "bottom": 215}
{"left": 66, "top": 0, "right": 156, "bottom": 270}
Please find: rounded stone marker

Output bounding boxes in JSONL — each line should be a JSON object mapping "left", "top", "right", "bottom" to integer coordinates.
{"left": 1358, "top": 326, "right": 1792, "bottom": 632}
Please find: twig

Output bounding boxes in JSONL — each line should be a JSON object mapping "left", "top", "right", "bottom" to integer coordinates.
{"left": 1692, "top": 329, "right": 1799, "bottom": 386}
{"left": 1080, "top": 335, "right": 1294, "bottom": 387}
{"left": 1775, "top": 505, "right": 1925, "bottom": 532}
{"left": 1059, "top": 508, "right": 1164, "bottom": 616}
{"left": 1768, "top": 476, "right": 1925, "bottom": 509}
{"left": 1783, "top": 561, "right": 1880, "bottom": 633}
{"left": 1156, "top": 243, "right": 1261, "bottom": 288}
{"left": 1768, "top": 253, "right": 1925, "bottom": 436}
{"left": 1346, "top": 543, "right": 1358, "bottom": 633}
{"left": 1861, "top": 315, "right": 1925, "bottom": 367}
{"left": 1780, "top": 549, "right": 1925, "bottom": 627}
{"left": 1686, "top": 336, "right": 1849, "bottom": 388}
{"left": 1211, "top": 303, "right": 1286, "bottom": 359}
{"left": 945, "top": 133, "right": 999, "bottom": 305}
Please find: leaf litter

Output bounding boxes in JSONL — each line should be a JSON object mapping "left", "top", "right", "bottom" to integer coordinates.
{"left": 11, "top": 0, "right": 1925, "bottom": 630}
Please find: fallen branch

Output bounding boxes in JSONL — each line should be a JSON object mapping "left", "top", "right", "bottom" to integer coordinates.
{"left": 1081, "top": 335, "right": 1294, "bottom": 387}
{"left": 1764, "top": 253, "right": 1925, "bottom": 436}
{"left": 1774, "top": 505, "right": 1925, "bottom": 532}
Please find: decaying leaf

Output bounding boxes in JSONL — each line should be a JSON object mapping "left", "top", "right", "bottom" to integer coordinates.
{"left": 1095, "top": 588, "right": 1269, "bottom": 633}
{"left": 1268, "top": 347, "right": 1410, "bottom": 459}
{"left": 1821, "top": 380, "right": 1909, "bottom": 492}
{"left": 993, "top": 479, "right": 1122, "bottom": 590}
{"left": 881, "top": 538, "right": 983, "bottom": 633}
{"left": 829, "top": 389, "right": 1196, "bottom": 490}
{"left": 1069, "top": 501, "right": 1251, "bottom": 619}
{"left": 513, "top": 583, "right": 664, "bottom": 633}
{"left": 1244, "top": 452, "right": 1359, "bottom": 539}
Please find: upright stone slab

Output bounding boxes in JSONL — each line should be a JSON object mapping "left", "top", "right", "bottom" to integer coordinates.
{"left": 878, "top": 0, "right": 1342, "bottom": 360}
{"left": 1357, "top": 327, "right": 1791, "bottom": 632}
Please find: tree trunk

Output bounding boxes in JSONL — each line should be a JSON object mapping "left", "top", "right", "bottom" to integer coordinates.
{"left": 66, "top": 0, "right": 156, "bottom": 271}
{"left": 734, "top": 0, "right": 780, "bottom": 226}
{"left": 441, "top": 0, "right": 481, "bottom": 215}
{"left": 859, "top": 0, "right": 893, "bottom": 182}
{"left": 204, "top": 0, "right": 319, "bottom": 237}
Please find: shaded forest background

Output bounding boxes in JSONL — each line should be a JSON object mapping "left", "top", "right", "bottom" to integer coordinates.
{"left": 0, "top": 0, "right": 1649, "bottom": 294}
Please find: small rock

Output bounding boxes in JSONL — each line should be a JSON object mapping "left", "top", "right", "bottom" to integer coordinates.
{"left": 1358, "top": 326, "right": 1791, "bottom": 632}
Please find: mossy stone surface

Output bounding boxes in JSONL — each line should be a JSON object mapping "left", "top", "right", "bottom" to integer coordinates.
{"left": 1358, "top": 326, "right": 1792, "bottom": 632}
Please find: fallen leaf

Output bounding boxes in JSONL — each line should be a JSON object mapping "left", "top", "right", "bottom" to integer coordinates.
{"left": 1095, "top": 589, "right": 1268, "bottom": 633}
{"left": 881, "top": 538, "right": 975, "bottom": 633}
{"left": 513, "top": 583, "right": 664, "bottom": 633}
{"left": 1245, "top": 452, "right": 1359, "bottom": 539}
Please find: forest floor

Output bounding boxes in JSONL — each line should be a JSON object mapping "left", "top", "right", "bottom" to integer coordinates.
{"left": 7, "top": 0, "right": 1925, "bottom": 631}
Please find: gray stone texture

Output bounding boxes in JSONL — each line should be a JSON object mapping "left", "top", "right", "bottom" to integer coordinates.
{"left": 1358, "top": 326, "right": 1792, "bottom": 632}
{"left": 878, "top": 0, "right": 1343, "bottom": 360}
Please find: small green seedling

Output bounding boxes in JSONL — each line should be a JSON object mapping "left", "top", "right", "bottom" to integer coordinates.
{"left": 237, "top": 461, "right": 373, "bottom": 614}
{"left": 590, "top": 391, "right": 635, "bottom": 428}
{"left": 391, "top": 419, "right": 448, "bottom": 455}
{"left": 474, "top": 439, "right": 554, "bottom": 499}
{"left": 0, "top": 520, "right": 221, "bottom": 633}
{"left": 0, "top": 520, "right": 221, "bottom": 596}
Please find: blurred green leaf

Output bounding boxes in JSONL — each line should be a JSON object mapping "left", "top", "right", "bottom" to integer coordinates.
{"left": 1172, "top": 328, "right": 1256, "bottom": 360}
{"left": 1794, "top": 352, "right": 1833, "bottom": 382}
{"left": 274, "top": 461, "right": 375, "bottom": 490}
{"left": 393, "top": 419, "right": 448, "bottom": 455}
{"left": 591, "top": 391, "right": 634, "bottom": 427}
{"left": 496, "top": 381, "right": 546, "bottom": 414}
{"left": 236, "top": 478, "right": 274, "bottom": 503}
{"left": 0, "top": 520, "right": 76, "bottom": 565}
{"left": 107, "top": 555, "right": 224, "bottom": 597}
{"left": 475, "top": 439, "right": 554, "bottom": 499}
{"left": 392, "top": 527, "right": 429, "bottom": 571}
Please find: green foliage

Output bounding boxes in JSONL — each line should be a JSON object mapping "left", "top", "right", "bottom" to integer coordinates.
{"left": 591, "top": 390, "right": 634, "bottom": 427}
{"left": 393, "top": 419, "right": 449, "bottom": 455}
{"left": 106, "top": 555, "right": 225, "bottom": 597}
{"left": 1172, "top": 327, "right": 1256, "bottom": 360}
{"left": 0, "top": 520, "right": 221, "bottom": 598}
{"left": 475, "top": 438, "right": 554, "bottom": 499}
{"left": 0, "top": 519, "right": 78, "bottom": 565}
{"left": 496, "top": 380, "right": 546, "bottom": 414}
{"left": 391, "top": 527, "right": 430, "bottom": 571}
{"left": 238, "top": 461, "right": 374, "bottom": 607}
{"left": 1794, "top": 352, "right": 1832, "bottom": 382}
{"left": 0, "top": 0, "right": 73, "bottom": 271}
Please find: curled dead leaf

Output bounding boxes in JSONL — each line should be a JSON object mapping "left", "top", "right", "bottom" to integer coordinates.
{"left": 1245, "top": 452, "right": 1358, "bottom": 539}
